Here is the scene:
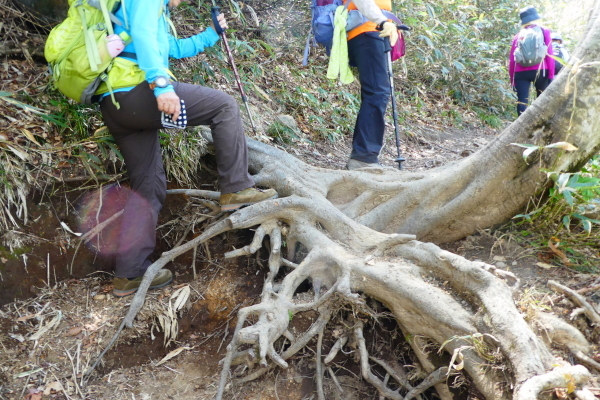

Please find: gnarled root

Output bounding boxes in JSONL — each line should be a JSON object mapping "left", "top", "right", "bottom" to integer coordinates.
{"left": 209, "top": 196, "right": 592, "bottom": 400}
{"left": 515, "top": 365, "right": 592, "bottom": 400}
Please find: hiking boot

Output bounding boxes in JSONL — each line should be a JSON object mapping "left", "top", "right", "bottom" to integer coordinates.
{"left": 220, "top": 187, "right": 278, "bottom": 212}
{"left": 112, "top": 269, "right": 173, "bottom": 297}
{"left": 346, "top": 158, "right": 386, "bottom": 170}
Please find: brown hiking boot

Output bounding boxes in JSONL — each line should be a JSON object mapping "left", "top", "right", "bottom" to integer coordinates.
{"left": 220, "top": 187, "right": 278, "bottom": 212}
{"left": 346, "top": 158, "right": 390, "bottom": 170}
{"left": 112, "top": 269, "right": 173, "bottom": 297}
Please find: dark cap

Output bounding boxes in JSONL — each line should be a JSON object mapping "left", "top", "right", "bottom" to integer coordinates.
{"left": 519, "top": 6, "right": 541, "bottom": 25}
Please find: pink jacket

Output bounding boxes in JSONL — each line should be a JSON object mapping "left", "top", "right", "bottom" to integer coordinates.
{"left": 508, "top": 25, "right": 555, "bottom": 86}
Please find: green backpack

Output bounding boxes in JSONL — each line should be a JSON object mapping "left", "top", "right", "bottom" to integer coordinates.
{"left": 44, "top": 0, "right": 131, "bottom": 107}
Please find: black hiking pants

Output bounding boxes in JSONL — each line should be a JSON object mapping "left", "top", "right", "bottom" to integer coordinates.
{"left": 348, "top": 33, "right": 391, "bottom": 164}
{"left": 514, "top": 69, "right": 550, "bottom": 115}
{"left": 100, "top": 82, "right": 254, "bottom": 279}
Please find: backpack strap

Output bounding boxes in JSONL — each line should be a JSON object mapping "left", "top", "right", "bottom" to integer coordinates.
{"left": 75, "top": 1, "right": 102, "bottom": 72}
{"left": 98, "top": 0, "right": 115, "bottom": 35}
{"left": 88, "top": 0, "right": 124, "bottom": 27}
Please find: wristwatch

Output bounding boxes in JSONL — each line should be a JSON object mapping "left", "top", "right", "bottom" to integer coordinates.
{"left": 149, "top": 76, "right": 171, "bottom": 90}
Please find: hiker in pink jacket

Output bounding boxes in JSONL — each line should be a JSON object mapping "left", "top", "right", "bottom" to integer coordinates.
{"left": 508, "top": 6, "right": 554, "bottom": 115}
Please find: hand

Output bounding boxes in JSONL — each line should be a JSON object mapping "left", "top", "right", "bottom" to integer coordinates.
{"left": 210, "top": 13, "right": 228, "bottom": 32}
{"left": 379, "top": 21, "right": 399, "bottom": 47}
{"left": 157, "top": 91, "right": 181, "bottom": 121}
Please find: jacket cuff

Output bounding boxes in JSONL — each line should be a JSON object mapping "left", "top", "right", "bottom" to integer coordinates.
{"left": 154, "top": 85, "right": 175, "bottom": 97}
{"left": 205, "top": 26, "right": 220, "bottom": 43}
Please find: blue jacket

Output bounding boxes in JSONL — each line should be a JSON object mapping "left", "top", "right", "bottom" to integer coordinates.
{"left": 114, "top": 0, "right": 220, "bottom": 97}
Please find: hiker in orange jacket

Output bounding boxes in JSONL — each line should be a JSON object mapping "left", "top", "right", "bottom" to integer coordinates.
{"left": 344, "top": 0, "right": 401, "bottom": 170}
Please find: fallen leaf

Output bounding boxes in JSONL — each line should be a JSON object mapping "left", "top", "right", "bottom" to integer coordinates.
{"left": 21, "top": 128, "right": 41, "bottom": 146}
{"left": 25, "top": 389, "right": 43, "bottom": 400}
{"left": 94, "top": 126, "right": 110, "bottom": 136}
{"left": 8, "top": 333, "right": 25, "bottom": 342}
{"left": 548, "top": 237, "right": 572, "bottom": 266}
{"left": 536, "top": 262, "right": 556, "bottom": 269}
{"left": 29, "top": 311, "right": 62, "bottom": 341}
{"left": 7, "top": 144, "right": 29, "bottom": 160}
{"left": 155, "top": 346, "right": 192, "bottom": 366}
{"left": 66, "top": 326, "right": 83, "bottom": 336}
{"left": 16, "top": 313, "right": 36, "bottom": 322}
{"left": 546, "top": 142, "right": 578, "bottom": 151}
{"left": 43, "top": 380, "right": 64, "bottom": 395}
{"left": 251, "top": 82, "right": 272, "bottom": 102}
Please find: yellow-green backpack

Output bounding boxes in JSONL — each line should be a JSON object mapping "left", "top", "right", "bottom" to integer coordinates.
{"left": 44, "top": 0, "right": 131, "bottom": 107}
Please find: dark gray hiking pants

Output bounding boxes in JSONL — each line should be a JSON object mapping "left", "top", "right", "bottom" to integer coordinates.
{"left": 100, "top": 82, "right": 254, "bottom": 278}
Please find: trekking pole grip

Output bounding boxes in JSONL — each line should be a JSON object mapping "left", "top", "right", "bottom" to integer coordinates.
{"left": 211, "top": 6, "right": 225, "bottom": 35}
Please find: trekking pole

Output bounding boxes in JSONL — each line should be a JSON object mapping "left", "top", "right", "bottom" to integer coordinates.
{"left": 302, "top": 25, "right": 313, "bottom": 66}
{"left": 383, "top": 36, "right": 405, "bottom": 170}
{"left": 210, "top": 5, "right": 258, "bottom": 135}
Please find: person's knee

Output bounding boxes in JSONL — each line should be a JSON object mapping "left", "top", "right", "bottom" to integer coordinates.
{"left": 220, "top": 93, "right": 239, "bottom": 111}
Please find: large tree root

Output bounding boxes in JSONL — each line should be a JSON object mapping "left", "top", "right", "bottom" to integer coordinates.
{"left": 85, "top": 134, "right": 599, "bottom": 398}
{"left": 196, "top": 194, "right": 594, "bottom": 400}
{"left": 86, "top": 188, "right": 596, "bottom": 398}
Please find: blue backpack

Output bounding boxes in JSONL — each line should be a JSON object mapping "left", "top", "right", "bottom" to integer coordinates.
{"left": 312, "top": 0, "right": 343, "bottom": 50}
{"left": 302, "top": 0, "right": 403, "bottom": 65}
{"left": 302, "top": 0, "right": 346, "bottom": 65}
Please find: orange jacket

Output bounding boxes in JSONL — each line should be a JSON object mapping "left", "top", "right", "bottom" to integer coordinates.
{"left": 344, "top": 0, "right": 392, "bottom": 40}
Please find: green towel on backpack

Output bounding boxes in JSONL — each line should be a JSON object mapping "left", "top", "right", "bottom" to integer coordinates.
{"left": 327, "top": 6, "right": 354, "bottom": 84}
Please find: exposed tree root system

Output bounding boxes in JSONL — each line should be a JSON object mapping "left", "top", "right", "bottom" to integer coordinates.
{"left": 79, "top": 139, "right": 600, "bottom": 400}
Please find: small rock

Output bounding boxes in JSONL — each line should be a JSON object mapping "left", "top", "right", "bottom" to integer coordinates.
{"left": 93, "top": 294, "right": 106, "bottom": 301}
{"left": 495, "top": 261, "right": 506, "bottom": 269}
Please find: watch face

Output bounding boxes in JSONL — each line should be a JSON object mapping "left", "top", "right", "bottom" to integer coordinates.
{"left": 155, "top": 76, "right": 169, "bottom": 88}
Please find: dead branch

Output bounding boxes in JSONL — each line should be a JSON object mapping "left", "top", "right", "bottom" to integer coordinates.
{"left": 548, "top": 280, "right": 600, "bottom": 326}
{"left": 403, "top": 367, "right": 449, "bottom": 400}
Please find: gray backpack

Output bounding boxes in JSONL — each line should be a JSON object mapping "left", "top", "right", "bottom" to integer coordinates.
{"left": 514, "top": 26, "right": 547, "bottom": 67}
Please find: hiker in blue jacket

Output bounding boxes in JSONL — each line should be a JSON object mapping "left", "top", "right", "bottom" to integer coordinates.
{"left": 99, "top": 0, "right": 277, "bottom": 297}
{"left": 344, "top": 0, "right": 400, "bottom": 170}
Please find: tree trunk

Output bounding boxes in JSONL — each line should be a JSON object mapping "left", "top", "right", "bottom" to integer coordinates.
{"left": 252, "top": 0, "right": 600, "bottom": 244}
